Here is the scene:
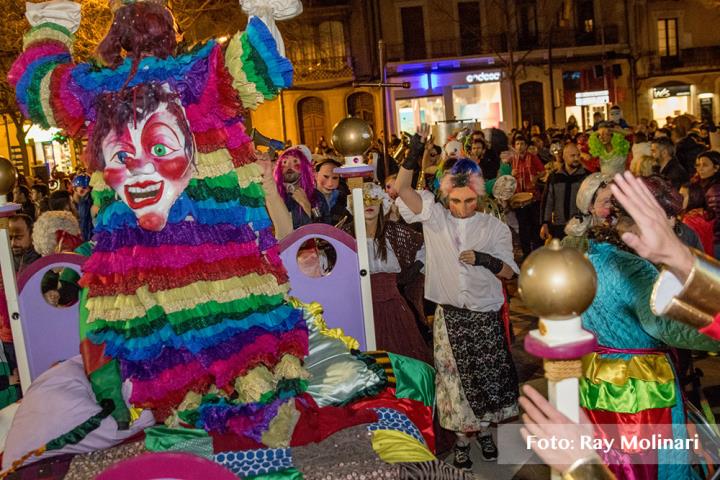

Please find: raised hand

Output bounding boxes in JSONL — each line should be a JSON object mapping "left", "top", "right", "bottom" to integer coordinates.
{"left": 610, "top": 171, "right": 693, "bottom": 281}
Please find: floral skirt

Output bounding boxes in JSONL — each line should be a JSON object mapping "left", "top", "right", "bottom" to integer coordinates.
{"left": 434, "top": 305, "right": 518, "bottom": 432}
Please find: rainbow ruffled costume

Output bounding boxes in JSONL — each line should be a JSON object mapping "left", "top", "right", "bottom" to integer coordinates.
{"left": 9, "top": 5, "right": 310, "bottom": 443}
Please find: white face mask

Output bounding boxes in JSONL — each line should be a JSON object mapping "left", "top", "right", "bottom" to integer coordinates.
{"left": 101, "top": 101, "right": 193, "bottom": 232}
{"left": 610, "top": 110, "right": 622, "bottom": 122}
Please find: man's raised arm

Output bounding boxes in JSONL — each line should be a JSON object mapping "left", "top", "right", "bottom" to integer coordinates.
{"left": 396, "top": 125, "right": 431, "bottom": 215}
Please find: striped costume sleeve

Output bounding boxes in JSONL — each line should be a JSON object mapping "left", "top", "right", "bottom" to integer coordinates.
{"left": 7, "top": 21, "right": 85, "bottom": 136}
{"left": 224, "top": 16, "right": 294, "bottom": 111}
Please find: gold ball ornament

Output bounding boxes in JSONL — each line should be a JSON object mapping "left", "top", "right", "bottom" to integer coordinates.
{"left": 331, "top": 117, "right": 373, "bottom": 157}
{"left": 518, "top": 239, "right": 597, "bottom": 320}
{"left": 0, "top": 157, "right": 17, "bottom": 197}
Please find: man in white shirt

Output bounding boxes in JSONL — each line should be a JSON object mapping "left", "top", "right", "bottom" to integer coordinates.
{"left": 395, "top": 128, "right": 520, "bottom": 470}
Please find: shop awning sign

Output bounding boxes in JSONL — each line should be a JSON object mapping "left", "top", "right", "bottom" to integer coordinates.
{"left": 575, "top": 90, "right": 609, "bottom": 106}
{"left": 465, "top": 71, "right": 502, "bottom": 83}
{"left": 653, "top": 85, "right": 690, "bottom": 98}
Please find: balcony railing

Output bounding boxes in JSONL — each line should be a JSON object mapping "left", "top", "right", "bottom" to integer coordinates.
{"left": 386, "top": 26, "right": 622, "bottom": 62}
{"left": 650, "top": 46, "right": 720, "bottom": 73}
{"left": 290, "top": 55, "right": 354, "bottom": 82}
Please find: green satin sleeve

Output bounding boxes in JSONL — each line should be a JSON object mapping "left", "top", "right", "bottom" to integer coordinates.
{"left": 579, "top": 377, "right": 676, "bottom": 414}
{"left": 387, "top": 353, "right": 435, "bottom": 408}
{"left": 89, "top": 359, "right": 130, "bottom": 429}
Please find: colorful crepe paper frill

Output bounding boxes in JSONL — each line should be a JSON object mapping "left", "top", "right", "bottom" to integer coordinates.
{"left": 580, "top": 352, "right": 693, "bottom": 480}
{"left": 81, "top": 174, "right": 309, "bottom": 431}
{"left": 9, "top": 14, "right": 290, "bottom": 137}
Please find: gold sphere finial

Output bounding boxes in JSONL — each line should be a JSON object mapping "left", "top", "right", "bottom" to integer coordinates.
{"left": 0, "top": 157, "right": 17, "bottom": 197}
{"left": 331, "top": 117, "right": 373, "bottom": 157}
{"left": 518, "top": 239, "right": 597, "bottom": 320}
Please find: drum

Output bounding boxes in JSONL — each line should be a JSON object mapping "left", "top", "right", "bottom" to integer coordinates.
{"left": 509, "top": 192, "right": 534, "bottom": 209}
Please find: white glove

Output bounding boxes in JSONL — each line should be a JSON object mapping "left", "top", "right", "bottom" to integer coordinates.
{"left": 240, "top": 0, "right": 303, "bottom": 56}
{"left": 26, "top": 0, "right": 82, "bottom": 34}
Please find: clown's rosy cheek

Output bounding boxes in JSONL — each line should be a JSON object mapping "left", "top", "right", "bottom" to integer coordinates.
{"left": 103, "top": 168, "right": 127, "bottom": 190}
{"left": 156, "top": 156, "right": 190, "bottom": 180}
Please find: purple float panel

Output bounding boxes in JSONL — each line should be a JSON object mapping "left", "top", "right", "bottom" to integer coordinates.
{"left": 17, "top": 253, "right": 86, "bottom": 382}
{"left": 278, "top": 224, "right": 367, "bottom": 350}
{"left": 97, "top": 452, "right": 237, "bottom": 480}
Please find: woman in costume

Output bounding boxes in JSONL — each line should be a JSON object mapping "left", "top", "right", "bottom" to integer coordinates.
{"left": 562, "top": 172, "right": 613, "bottom": 252}
{"left": 693, "top": 151, "right": 720, "bottom": 258}
{"left": 577, "top": 188, "right": 720, "bottom": 480}
{"left": 679, "top": 182, "right": 715, "bottom": 256}
{"left": 587, "top": 122, "right": 631, "bottom": 176}
{"left": 345, "top": 183, "right": 431, "bottom": 364}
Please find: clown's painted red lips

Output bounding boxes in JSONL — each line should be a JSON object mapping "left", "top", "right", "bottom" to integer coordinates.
{"left": 125, "top": 180, "right": 164, "bottom": 209}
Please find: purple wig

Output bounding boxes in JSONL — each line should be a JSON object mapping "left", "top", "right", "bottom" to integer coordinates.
{"left": 273, "top": 147, "right": 317, "bottom": 205}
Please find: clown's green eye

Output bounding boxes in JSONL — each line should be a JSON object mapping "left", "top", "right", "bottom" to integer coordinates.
{"left": 151, "top": 144, "right": 170, "bottom": 157}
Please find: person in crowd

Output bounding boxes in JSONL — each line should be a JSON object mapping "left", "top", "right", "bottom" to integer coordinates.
{"left": 314, "top": 158, "right": 348, "bottom": 226}
{"left": 629, "top": 135, "right": 654, "bottom": 177}
{"left": 343, "top": 182, "right": 431, "bottom": 363}
{"left": 509, "top": 134, "right": 545, "bottom": 256}
{"left": 566, "top": 115, "right": 579, "bottom": 131}
{"left": 273, "top": 145, "right": 328, "bottom": 229}
{"left": 674, "top": 115, "right": 707, "bottom": 176}
{"left": 608, "top": 105, "right": 630, "bottom": 129}
{"left": 520, "top": 119, "right": 531, "bottom": 138}
{"left": 654, "top": 127, "right": 671, "bottom": 139}
{"left": 8, "top": 214, "right": 40, "bottom": 273}
{"left": 314, "top": 136, "right": 330, "bottom": 155}
{"left": 48, "top": 190, "right": 75, "bottom": 214}
{"left": 469, "top": 138, "right": 500, "bottom": 181}
{"left": 562, "top": 172, "right": 613, "bottom": 252}
{"left": 651, "top": 136, "right": 689, "bottom": 190}
{"left": 30, "top": 183, "right": 50, "bottom": 214}
{"left": 647, "top": 119, "right": 659, "bottom": 139}
{"left": 540, "top": 143, "right": 588, "bottom": 241}
{"left": 639, "top": 174, "right": 705, "bottom": 260}
{"left": 679, "top": 182, "right": 715, "bottom": 256}
{"left": 698, "top": 123, "right": 711, "bottom": 147}
{"left": 11, "top": 185, "right": 37, "bottom": 219}
{"left": 588, "top": 121, "right": 630, "bottom": 176}
{"left": 591, "top": 111, "right": 604, "bottom": 131}
{"left": 693, "top": 151, "right": 720, "bottom": 258}
{"left": 395, "top": 127, "right": 519, "bottom": 469}
{"left": 31, "top": 210, "right": 84, "bottom": 307}
{"left": 531, "top": 135, "right": 552, "bottom": 165}
{"left": 70, "top": 174, "right": 93, "bottom": 241}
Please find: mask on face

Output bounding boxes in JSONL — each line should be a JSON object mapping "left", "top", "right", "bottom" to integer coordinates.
{"left": 101, "top": 99, "right": 193, "bottom": 232}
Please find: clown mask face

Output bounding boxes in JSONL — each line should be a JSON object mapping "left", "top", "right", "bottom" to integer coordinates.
{"left": 101, "top": 102, "right": 193, "bottom": 231}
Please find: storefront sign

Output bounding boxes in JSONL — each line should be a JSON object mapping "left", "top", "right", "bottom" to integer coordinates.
{"left": 575, "top": 90, "right": 609, "bottom": 106}
{"left": 465, "top": 71, "right": 502, "bottom": 84}
{"left": 653, "top": 85, "right": 691, "bottom": 99}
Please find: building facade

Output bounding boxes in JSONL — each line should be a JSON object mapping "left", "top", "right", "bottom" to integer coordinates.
{"left": 377, "top": 0, "right": 720, "bottom": 133}
{"left": 634, "top": 0, "right": 720, "bottom": 126}
{"left": 250, "top": 0, "right": 385, "bottom": 150}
